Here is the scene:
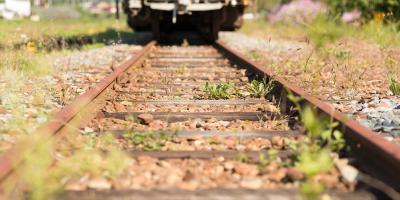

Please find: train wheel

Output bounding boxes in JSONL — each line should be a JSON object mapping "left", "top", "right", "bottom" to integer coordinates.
{"left": 207, "top": 12, "right": 220, "bottom": 42}
{"left": 151, "top": 11, "right": 161, "bottom": 41}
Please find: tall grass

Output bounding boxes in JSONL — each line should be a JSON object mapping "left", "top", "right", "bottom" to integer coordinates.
{"left": 241, "top": 15, "right": 400, "bottom": 48}
{"left": 0, "top": 17, "right": 129, "bottom": 47}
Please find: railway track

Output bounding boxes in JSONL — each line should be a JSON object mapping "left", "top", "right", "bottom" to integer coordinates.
{"left": 1, "top": 36, "right": 400, "bottom": 199}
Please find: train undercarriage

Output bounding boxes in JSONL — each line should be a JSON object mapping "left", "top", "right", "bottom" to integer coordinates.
{"left": 122, "top": 0, "right": 248, "bottom": 41}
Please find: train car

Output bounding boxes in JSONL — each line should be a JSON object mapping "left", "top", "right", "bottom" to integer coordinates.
{"left": 122, "top": 0, "right": 250, "bottom": 41}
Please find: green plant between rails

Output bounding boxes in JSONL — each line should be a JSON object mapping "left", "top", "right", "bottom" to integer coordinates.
{"left": 258, "top": 149, "right": 279, "bottom": 169}
{"left": 389, "top": 77, "right": 400, "bottom": 95}
{"left": 247, "top": 77, "right": 275, "bottom": 98}
{"left": 123, "top": 129, "right": 173, "bottom": 151}
{"left": 5, "top": 131, "right": 129, "bottom": 200}
{"left": 287, "top": 92, "right": 346, "bottom": 200}
{"left": 202, "top": 82, "right": 241, "bottom": 100}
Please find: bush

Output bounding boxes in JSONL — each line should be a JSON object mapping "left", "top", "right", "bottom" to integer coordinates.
{"left": 325, "top": 0, "right": 400, "bottom": 21}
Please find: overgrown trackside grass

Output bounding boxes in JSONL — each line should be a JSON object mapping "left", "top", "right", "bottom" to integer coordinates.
{"left": 0, "top": 17, "right": 131, "bottom": 48}
{"left": 0, "top": 16, "right": 134, "bottom": 74}
{"left": 240, "top": 16, "right": 400, "bottom": 96}
{"left": 241, "top": 16, "right": 400, "bottom": 48}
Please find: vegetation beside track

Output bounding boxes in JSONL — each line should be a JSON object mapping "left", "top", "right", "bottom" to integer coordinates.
{"left": 239, "top": 16, "right": 400, "bottom": 103}
{"left": 0, "top": 16, "right": 130, "bottom": 48}
{"left": 0, "top": 15, "right": 135, "bottom": 199}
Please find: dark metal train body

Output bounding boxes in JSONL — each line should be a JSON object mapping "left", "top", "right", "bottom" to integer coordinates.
{"left": 122, "top": 0, "right": 249, "bottom": 40}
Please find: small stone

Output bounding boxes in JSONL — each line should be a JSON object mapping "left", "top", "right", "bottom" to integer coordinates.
{"left": 138, "top": 113, "right": 154, "bottom": 125}
{"left": 240, "top": 177, "right": 262, "bottom": 189}
{"left": 114, "top": 102, "right": 127, "bottom": 112}
{"left": 286, "top": 168, "right": 304, "bottom": 181}
{"left": 120, "top": 100, "right": 133, "bottom": 106}
{"left": 32, "top": 93, "right": 46, "bottom": 106}
{"left": 112, "top": 178, "right": 131, "bottom": 190}
{"left": 268, "top": 169, "right": 287, "bottom": 182}
{"left": 235, "top": 144, "right": 246, "bottom": 151}
{"left": 179, "top": 180, "right": 199, "bottom": 191}
{"left": 166, "top": 172, "right": 182, "bottom": 185}
{"left": 234, "top": 163, "right": 259, "bottom": 176}
{"left": 96, "top": 111, "right": 105, "bottom": 119}
{"left": 0, "top": 107, "right": 7, "bottom": 114}
{"left": 27, "top": 108, "right": 38, "bottom": 117}
{"left": 193, "top": 140, "right": 204, "bottom": 146}
{"left": 384, "top": 136, "right": 394, "bottom": 142}
{"left": 76, "top": 88, "right": 85, "bottom": 94}
{"left": 240, "top": 77, "right": 248, "bottom": 82}
{"left": 271, "top": 136, "right": 284, "bottom": 148}
{"left": 223, "top": 138, "right": 237, "bottom": 148}
{"left": 148, "top": 120, "right": 165, "bottom": 129}
{"left": 212, "top": 165, "right": 225, "bottom": 177}
{"left": 182, "top": 171, "right": 196, "bottom": 182}
{"left": 265, "top": 161, "right": 279, "bottom": 173}
{"left": 87, "top": 177, "right": 112, "bottom": 190}
{"left": 83, "top": 127, "right": 94, "bottom": 133}
{"left": 64, "top": 181, "right": 87, "bottom": 191}
{"left": 335, "top": 159, "right": 359, "bottom": 184}
{"left": 219, "top": 120, "right": 230, "bottom": 127}
{"left": 206, "top": 117, "right": 217, "bottom": 123}
{"left": 376, "top": 101, "right": 391, "bottom": 109}
{"left": 228, "top": 120, "right": 242, "bottom": 128}
{"left": 223, "top": 161, "right": 235, "bottom": 170}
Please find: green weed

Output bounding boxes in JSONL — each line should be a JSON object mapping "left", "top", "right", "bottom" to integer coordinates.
{"left": 13, "top": 131, "right": 128, "bottom": 200}
{"left": 306, "top": 15, "right": 348, "bottom": 49}
{"left": 123, "top": 130, "right": 173, "bottom": 151}
{"left": 326, "top": 0, "right": 400, "bottom": 21}
{"left": 235, "top": 152, "right": 249, "bottom": 163}
{"left": 202, "top": 82, "right": 238, "bottom": 100}
{"left": 81, "top": 43, "right": 105, "bottom": 51}
{"left": 0, "top": 50, "right": 53, "bottom": 75}
{"left": 359, "top": 22, "right": 400, "bottom": 47}
{"left": 247, "top": 77, "right": 275, "bottom": 98}
{"left": 176, "top": 65, "right": 188, "bottom": 75}
{"left": 248, "top": 50, "right": 261, "bottom": 60}
{"left": 258, "top": 149, "right": 279, "bottom": 169}
{"left": 0, "top": 17, "right": 130, "bottom": 47}
{"left": 389, "top": 77, "right": 400, "bottom": 95}
{"left": 287, "top": 92, "right": 346, "bottom": 200}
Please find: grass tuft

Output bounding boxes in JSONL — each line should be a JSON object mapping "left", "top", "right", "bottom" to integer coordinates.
{"left": 202, "top": 82, "right": 238, "bottom": 100}
{"left": 123, "top": 130, "right": 172, "bottom": 151}
{"left": 247, "top": 77, "right": 275, "bottom": 98}
{"left": 389, "top": 77, "right": 400, "bottom": 95}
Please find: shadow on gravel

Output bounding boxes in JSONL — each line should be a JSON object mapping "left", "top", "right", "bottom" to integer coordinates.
{"left": 9, "top": 28, "right": 153, "bottom": 52}
{"left": 156, "top": 32, "right": 214, "bottom": 46}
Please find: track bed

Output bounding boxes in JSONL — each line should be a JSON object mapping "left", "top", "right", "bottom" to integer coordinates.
{"left": 2, "top": 38, "right": 400, "bottom": 200}
{"left": 60, "top": 45, "right": 379, "bottom": 199}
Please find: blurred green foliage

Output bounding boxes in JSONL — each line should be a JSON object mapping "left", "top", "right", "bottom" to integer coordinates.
{"left": 253, "top": 0, "right": 290, "bottom": 12}
{"left": 326, "top": 0, "right": 400, "bottom": 21}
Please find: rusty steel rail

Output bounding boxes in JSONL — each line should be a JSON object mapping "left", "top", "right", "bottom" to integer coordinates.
{"left": 0, "top": 39, "right": 399, "bottom": 195}
{"left": 214, "top": 40, "right": 400, "bottom": 190}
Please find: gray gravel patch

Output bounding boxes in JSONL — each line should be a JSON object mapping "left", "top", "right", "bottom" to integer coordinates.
{"left": 220, "top": 32, "right": 310, "bottom": 60}
{"left": 350, "top": 97, "right": 400, "bottom": 139}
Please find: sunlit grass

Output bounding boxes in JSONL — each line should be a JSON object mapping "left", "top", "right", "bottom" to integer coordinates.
{"left": 358, "top": 22, "right": 400, "bottom": 47}
{"left": 0, "top": 17, "right": 130, "bottom": 47}
{"left": 0, "top": 50, "right": 55, "bottom": 74}
{"left": 0, "top": 14, "right": 135, "bottom": 199}
{"left": 240, "top": 16, "right": 400, "bottom": 97}
{"left": 8, "top": 132, "right": 129, "bottom": 199}
{"left": 240, "top": 19, "right": 307, "bottom": 40}
{"left": 241, "top": 15, "right": 400, "bottom": 48}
